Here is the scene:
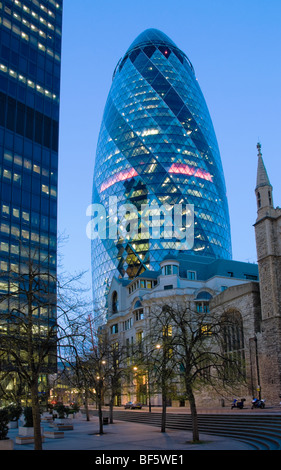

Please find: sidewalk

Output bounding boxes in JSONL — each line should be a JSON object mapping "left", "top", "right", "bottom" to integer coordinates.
{"left": 7, "top": 415, "right": 253, "bottom": 451}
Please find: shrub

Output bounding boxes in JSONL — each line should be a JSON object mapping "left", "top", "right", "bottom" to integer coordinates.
{"left": 23, "top": 407, "right": 33, "bottom": 427}
{"left": 70, "top": 403, "right": 80, "bottom": 413}
{"left": 0, "top": 408, "right": 10, "bottom": 440}
{"left": 7, "top": 404, "right": 22, "bottom": 422}
{"left": 54, "top": 404, "right": 69, "bottom": 419}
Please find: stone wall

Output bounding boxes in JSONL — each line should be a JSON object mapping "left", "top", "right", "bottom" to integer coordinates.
{"left": 210, "top": 282, "right": 262, "bottom": 405}
{"left": 258, "top": 316, "right": 281, "bottom": 404}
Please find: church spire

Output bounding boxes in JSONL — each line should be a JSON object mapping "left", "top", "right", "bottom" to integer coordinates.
{"left": 256, "top": 143, "right": 272, "bottom": 190}
{"left": 255, "top": 143, "right": 273, "bottom": 213}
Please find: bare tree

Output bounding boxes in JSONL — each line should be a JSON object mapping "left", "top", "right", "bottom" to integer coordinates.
{"left": 0, "top": 247, "right": 90, "bottom": 450}
{"left": 148, "top": 299, "right": 247, "bottom": 442}
{"left": 78, "top": 341, "right": 108, "bottom": 434}
{"left": 104, "top": 338, "right": 127, "bottom": 424}
{"left": 134, "top": 310, "right": 179, "bottom": 432}
{"left": 71, "top": 320, "right": 129, "bottom": 431}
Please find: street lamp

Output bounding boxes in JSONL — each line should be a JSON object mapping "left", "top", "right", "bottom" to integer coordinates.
{"left": 254, "top": 334, "right": 261, "bottom": 400}
{"left": 146, "top": 343, "right": 162, "bottom": 412}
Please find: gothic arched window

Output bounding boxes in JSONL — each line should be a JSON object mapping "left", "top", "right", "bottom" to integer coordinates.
{"left": 221, "top": 310, "right": 245, "bottom": 378}
{"left": 112, "top": 291, "right": 118, "bottom": 314}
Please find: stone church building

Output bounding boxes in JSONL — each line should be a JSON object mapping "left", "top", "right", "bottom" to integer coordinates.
{"left": 105, "top": 144, "right": 281, "bottom": 407}
{"left": 252, "top": 143, "right": 281, "bottom": 404}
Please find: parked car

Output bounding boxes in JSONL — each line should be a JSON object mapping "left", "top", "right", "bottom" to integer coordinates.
{"left": 124, "top": 402, "right": 142, "bottom": 409}
{"left": 131, "top": 403, "right": 142, "bottom": 409}
{"left": 124, "top": 402, "right": 133, "bottom": 409}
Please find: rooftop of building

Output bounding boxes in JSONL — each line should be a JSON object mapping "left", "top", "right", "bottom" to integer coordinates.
{"left": 127, "top": 28, "right": 179, "bottom": 53}
{"left": 125, "top": 253, "right": 259, "bottom": 285}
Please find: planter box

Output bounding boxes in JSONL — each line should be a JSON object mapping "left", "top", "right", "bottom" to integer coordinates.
{"left": 18, "top": 426, "right": 34, "bottom": 437}
{"left": 54, "top": 418, "right": 71, "bottom": 425}
{"left": 52, "top": 424, "right": 73, "bottom": 431}
{"left": 8, "top": 421, "right": 18, "bottom": 429}
{"left": 0, "top": 439, "right": 14, "bottom": 450}
{"left": 16, "top": 436, "right": 45, "bottom": 445}
{"left": 41, "top": 414, "right": 53, "bottom": 422}
{"left": 18, "top": 426, "right": 43, "bottom": 437}
{"left": 69, "top": 412, "right": 82, "bottom": 419}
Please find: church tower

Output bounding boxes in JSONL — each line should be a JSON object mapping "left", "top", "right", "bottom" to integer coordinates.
{"left": 254, "top": 143, "right": 281, "bottom": 402}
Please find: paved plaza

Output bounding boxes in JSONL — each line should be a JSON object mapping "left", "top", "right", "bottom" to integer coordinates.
{"left": 6, "top": 406, "right": 281, "bottom": 460}
{"left": 7, "top": 413, "right": 253, "bottom": 452}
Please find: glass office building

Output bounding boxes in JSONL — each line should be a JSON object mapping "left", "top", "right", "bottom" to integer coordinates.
{"left": 92, "top": 29, "right": 232, "bottom": 318}
{"left": 0, "top": 0, "right": 62, "bottom": 363}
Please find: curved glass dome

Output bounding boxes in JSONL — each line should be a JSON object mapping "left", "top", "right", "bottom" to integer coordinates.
{"left": 91, "top": 28, "right": 232, "bottom": 319}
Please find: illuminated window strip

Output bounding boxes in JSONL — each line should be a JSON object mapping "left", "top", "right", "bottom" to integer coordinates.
{"left": 47, "top": 0, "right": 61, "bottom": 10}
{"left": 4, "top": 148, "right": 55, "bottom": 179}
{"left": 0, "top": 16, "right": 60, "bottom": 62}
{"left": 13, "top": 0, "right": 57, "bottom": 21}
{"left": 0, "top": 63, "right": 58, "bottom": 102}
{"left": 100, "top": 168, "right": 138, "bottom": 192}
{"left": 13, "top": 10, "right": 49, "bottom": 40}
{"left": 169, "top": 163, "right": 213, "bottom": 183}
{"left": 0, "top": 12, "right": 61, "bottom": 61}
{"left": 1, "top": 164, "right": 57, "bottom": 198}
{"left": 8, "top": 0, "right": 60, "bottom": 34}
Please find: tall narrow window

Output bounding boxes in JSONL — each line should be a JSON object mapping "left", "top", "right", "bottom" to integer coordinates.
{"left": 112, "top": 291, "right": 118, "bottom": 314}
{"left": 221, "top": 311, "right": 245, "bottom": 378}
{"left": 268, "top": 190, "right": 272, "bottom": 206}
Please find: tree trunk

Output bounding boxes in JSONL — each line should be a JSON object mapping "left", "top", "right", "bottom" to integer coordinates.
{"left": 161, "top": 390, "right": 167, "bottom": 433}
{"left": 187, "top": 386, "right": 199, "bottom": 442}
{"left": 147, "top": 370, "right": 151, "bottom": 412}
{"left": 109, "top": 397, "right": 114, "bottom": 424}
{"left": 84, "top": 388, "right": 90, "bottom": 421}
{"left": 27, "top": 274, "right": 42, "bottom": 450}
{"left": 31, "top": 381, "right": 42, "bottom": 450}
{"left": 161, "top": 345, "right": 169, "bottom": 433}
{"left": 98, "top": 399, "right": 103, "bottom": 434}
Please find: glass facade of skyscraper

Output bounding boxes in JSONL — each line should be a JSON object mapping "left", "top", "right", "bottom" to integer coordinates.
{"left": 92, "top": 29, "right": 232, "bottom": 318}
{"left": 0, "top": 0, "right": 62, "bottom": 345}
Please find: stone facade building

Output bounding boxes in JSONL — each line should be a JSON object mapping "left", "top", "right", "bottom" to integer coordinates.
{"left": 253, "top": 143, "right": 281, "bottom": 404}
{"left": 104, "top": 144, "right": 281, "bottom": 408}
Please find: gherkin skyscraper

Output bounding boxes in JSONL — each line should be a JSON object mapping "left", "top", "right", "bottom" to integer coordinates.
{"left": 92, "top": 28, "right": 232, "bottom": 318}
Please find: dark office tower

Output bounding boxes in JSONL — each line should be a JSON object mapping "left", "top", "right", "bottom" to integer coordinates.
{"left": 0, "top": 1, "right": 62, "bottom": 367}
{"left": 92, "top": 29, "right": 232, "bottom": 320}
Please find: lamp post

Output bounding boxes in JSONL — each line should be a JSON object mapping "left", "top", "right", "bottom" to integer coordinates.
{"left": 145, "top": 344, "right": 161, "bottom": 412}
{"left": 96, "top": 359, "right": 106, "bottom": 434}
{"left": 254, "top": 335, "right": 261, "bottom": 400}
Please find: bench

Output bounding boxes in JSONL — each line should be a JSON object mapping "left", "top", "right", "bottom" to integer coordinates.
{"left": 16, "top": 436, "right": 45, "bottom": 445}
{"left": 41, "top": 416, "right": 53, "bottom": 422}
{"left": 52, "top": 424, "right": 73, "bottom": 431}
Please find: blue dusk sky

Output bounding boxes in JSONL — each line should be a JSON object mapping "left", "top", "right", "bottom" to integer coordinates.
{"left": 58, "top": 0, "right": 281, "bottom": 292}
